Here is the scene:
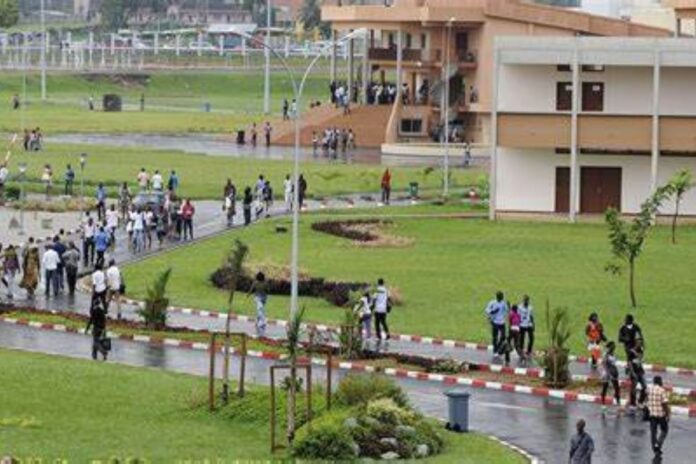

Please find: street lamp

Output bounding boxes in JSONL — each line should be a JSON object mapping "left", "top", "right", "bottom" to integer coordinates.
{"left": 263, "top": 0, "right": 272, "bottom": 114}
{"left": 237, "top": 28, "right": 366, "bottom": 318}
{"left": 443, "top": 17, "right": 455, "bottom": 197}
{"left": 80, "top": 153, "right": 87, "bottom": 217}
{"left": 18, "top": 162, "right": 27, "bottom": 236}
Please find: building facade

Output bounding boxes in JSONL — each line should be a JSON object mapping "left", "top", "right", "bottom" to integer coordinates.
{"left": 321, "top": 0, "right": 668, "bottom": 149}
{"left": 491, "top": 37, "right": 696, "bottom": 219}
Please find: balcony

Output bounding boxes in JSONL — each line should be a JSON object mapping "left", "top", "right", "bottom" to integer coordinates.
{"left": 457, "top": 50, "right": 477, "bottom": 70}
{"left": 368, "top": 47, "right": 441, "bottom": 64}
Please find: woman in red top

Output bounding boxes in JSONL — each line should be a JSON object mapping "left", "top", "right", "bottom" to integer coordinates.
{"left": 180, "top": 199, "right": 195, "bottom": 241}
{"left": 380, "top": 169, "right": 392, "bottom": 205}
{"left": 508, "top": 305, "right": 523, "bottom": 362}
{"left": 586, "top": 312, "right": 607, "bottom": 369}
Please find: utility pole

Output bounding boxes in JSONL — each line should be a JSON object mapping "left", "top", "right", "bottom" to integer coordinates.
{"left": 263, "top": 0, "right": 272, "bottom": 114}
{"left": 40, "top": 0, "right": 47, "bottom": 100}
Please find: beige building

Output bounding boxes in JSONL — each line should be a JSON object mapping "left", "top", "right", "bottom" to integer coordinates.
{"left": 491, "top": 37, "right": 696, "bottom": 220}
{"left": 319, "top": 0, "right": 668, "bottom": 148}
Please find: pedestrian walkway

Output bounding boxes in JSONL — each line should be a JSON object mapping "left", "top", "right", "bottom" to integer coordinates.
{"left": 1, "top": 322, "right": 694, "bottom": 464}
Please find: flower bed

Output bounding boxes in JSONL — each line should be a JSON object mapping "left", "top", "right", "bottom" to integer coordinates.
{"left": 310, "top": 219, "right": 415, "bottom": 248}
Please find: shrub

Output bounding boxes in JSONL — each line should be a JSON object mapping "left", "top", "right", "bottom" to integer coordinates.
{"left": 543, "top": 305, "right": 572, "bottom": 388}
{"left": 5, "top": 186, "right": 20, "bottom": 201}
{"left": 335, "top": 374, "right": 409, "bottom": 408}
{"left": 366, "top": 398, "right": 418, "bottom": 426}
{"left": 413, "top": 421, "right": 444, "bottom": 455}
{"left": 292, "top": 424, "right": 357, "bottom": 460}
{"left": 138, "top": 268, "right": 172, "bottom": 330}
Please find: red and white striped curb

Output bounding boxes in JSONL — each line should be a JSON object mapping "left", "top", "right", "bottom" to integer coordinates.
{"left": 2, "top": 314, "right": 695, "bottom": 419}
{"left": 119, "top": 298, "right": 696, "bottom": 379}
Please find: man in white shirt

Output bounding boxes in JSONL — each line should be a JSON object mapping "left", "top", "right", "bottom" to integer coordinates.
{"left": 105, "top": 205, "right": 119, "bottom": 249}
{"left": 0, "top": 162, "right": 8, "bottom": 204}
{"left": 91, "top": 263, "right": 108, "bottom": 310}
{"left": 372, "top": 278, "right": 391, "bottom": 341}
{"left": 82, "top": 215, "right": 96, "bottom": 267}
{"left": 42, "top": 245, "right": 61, "bottom": 297}
{"left": 518, "top": 294, "right": 534, "bottom": 359}
{"left": 283, "top": 174, "right": 293, "bottom": 212}
{"left": 151, "top": 170, "right": 163, "bottom": 191}
{"left": 132, "top": 209, "right": 145, "bottom": 252}
{"left": 106, "top": 259, "right": 123, "bottom": 319}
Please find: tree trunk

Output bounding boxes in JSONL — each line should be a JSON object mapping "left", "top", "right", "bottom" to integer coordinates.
{"left": 286, "top": 364, "right": 297, "bottom": 444}
{"left": 222, "top": 281, "right": 237, "bottom": 404}
{"left": 629, "top": 258, "right": 637, "bottom": 308}
{"left": 672, "top": 199, "right": 680, "bottom": 244}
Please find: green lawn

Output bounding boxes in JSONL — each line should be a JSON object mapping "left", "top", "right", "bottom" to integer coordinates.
{"left": 0, "top": 71, "right": 329, "bottom": 133}
{"left": 7, "top": 143, "right": 480, "bottom": 200}
{"left": 0, "top": 349, "right": 522, "bottom": 462}
{"left": 123, "top": 212, "right": 696, "bottom": 368}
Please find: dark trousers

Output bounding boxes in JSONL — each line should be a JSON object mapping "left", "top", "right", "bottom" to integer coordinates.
{"left": 96, "top": 250, "right": 106, "bottom": 269}
{"left": 183, "top": 218, "right": 193, "bottom": 240}
{"left": 97, "top": 201, "right": 106, "bottom": 221}
{"left": 629, "top": 373, "right": 647, "bottom": 406}
{"left": 44, "top": 269, "right": 59, "bottom": 296}
{"left": 83, "top": 238, "right": 94, "bottom": 267}
{"left": 66, "top": 266, "right": 78, "bottom": 295}
{"left": 381, "top": 187, "right": 391, "bottom": 204}
{"left": 491, "top": 323, "right": 506, "bottom": 354}
{"left": 601, "top": 379, "right": 621, "bottom": 405}
{"left": 56, "top": 265, "right": 64, "bottom": 290}
{"left": 375, "top": 312, "right": 390, "bottom": 340}
{"left": 92, "top": 290, "right": 108, "bottom": 312}
{"left": 520, "top": 327, "right": 535, "bottom": 355}
{"left": 244, "top": 207, "right": 251, "bottom": 225}
{"left": 649, "top": 417, "right": 669, "bottom": 453}
{"left": 92, "top": 327, "right": 106, "bottom": 360}
{"left": 65, "top": 181, "right": 73, "bottom": 196}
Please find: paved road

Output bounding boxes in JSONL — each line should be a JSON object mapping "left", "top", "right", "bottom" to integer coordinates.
{"left": 1, "top": 323, "right": 693, "bottom": 464}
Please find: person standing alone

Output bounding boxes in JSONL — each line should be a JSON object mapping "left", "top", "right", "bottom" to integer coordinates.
{"left": 373, "top": 278, "right": 391, "bottom": 341}
{"left": 569, "top": 419, "right": 594, "bottom": 464}
{"left": 380, "top": 169, "right": 392, "bottom": 205}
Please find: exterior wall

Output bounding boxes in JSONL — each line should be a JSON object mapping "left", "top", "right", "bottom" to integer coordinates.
{"left": 659, "top": 68, "right": 696, "bottom": 115}
{"left": 497, "top": 149, "right": 696, "bottom": 214}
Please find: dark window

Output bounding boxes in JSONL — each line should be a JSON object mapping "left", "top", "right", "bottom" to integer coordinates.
{"left": 406, "top": 33, "right": 412, "bottom": 49}
{"left": 420, "top": 33, "right": 427, "bottom": 49}
{"left": 400, "top": 119, "right": 423, "bottom": 134}
{"left": 582, "top": 82, "right": 604, "bottom": 111}
{"left": 582, "top": 64, "right": 604, "bottom": 72}
{"left": 557, "top": 64, "right": 571, "bottom": 72}
{"left": 556, "top": 82, "right": 572, "bottom": 111}
{"left": 388, "top": 33, "right": 394, "bottom": 47}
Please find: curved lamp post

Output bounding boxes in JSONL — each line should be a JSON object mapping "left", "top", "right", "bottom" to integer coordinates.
{"left": 80, "top": 153, "right": 87, "bottom": 218}
{"left": 18, "top": 162, "right": 27, "bottom": 236}
{"left": 237, "top": 28, "right": 367, "bottom": 318}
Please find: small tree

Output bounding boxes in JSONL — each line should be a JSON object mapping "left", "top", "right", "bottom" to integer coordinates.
{"left": 285, "top": 306, "right": 306, "bottom": 445}
{"left": 339, "top": 302, "right": 363, "bottom": 360}
{"left": 542, "top": 303, "right": 571, "bottom": 388}
{"left": 222, "top": 240, "right": 249, "bottom": 402}
{"left": 138, "top": 268, "right": 172, "bottom": 330}
{"left": 605, "top": 185, "right": 671, "bottom": 308}
{"left": 0, "top": 0, "right": 19, "bottom": 28}
{"left": 667, "top": 169, "right": 693, "bottom": 244}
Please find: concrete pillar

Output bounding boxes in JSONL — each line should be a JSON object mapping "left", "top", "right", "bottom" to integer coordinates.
{"left": 489, "top": 47, "right": 500, "bottom": 221}
{"left": 330, "top": 29, "right": 337, "bottom": 83}
{"left": 197, "top": 32, "right": 203, "bottom": 57}
{"left": 88, "top": 31, "right": 94, "bottom": 67}
{"left": 361, "top": 33, "right": 369, "bottom": 104}
{"left": 219, "top": 35, "right": 224, "bottom": 56}
{"left": 569, "top": 47, "right": 580, "bottom": 222}
{"left": 347, "top": 31, "right": 354, "bottom": 102}
{"left": 396, "top": 29, "right": 403, "bottom": 95}
{"left": 651, "top": 49, "right": 661, "bottom": 192}
{"left": 175, "top": 34, "right": 181, "bottom": 56}
{"left": 675, "top": 17, "right": 681, "bottom": 38}
{"left": 154, "top": 32, "right": 159, "bottom": 55}
{"left": 110, "top": 33, "right": 115, "bottom": 55}
{"left": 284, "top": 35, "right": 290, "bottom": 58}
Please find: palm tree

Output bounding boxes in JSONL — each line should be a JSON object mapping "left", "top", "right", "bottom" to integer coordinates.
{"left": 285, "top": 305, "right": 306, "bottom": 444}
{"left": 222, "top": 240, "right": 249, "bottom": 403}
{"left": 542, "top": 303, "right": 571, "bottom": 388}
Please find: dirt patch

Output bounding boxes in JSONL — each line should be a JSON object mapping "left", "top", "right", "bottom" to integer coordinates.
{"left": 311, "top": 219, "right": 414, "bottom": 248}
{"left": 82, "top": 73, "right": 151, "bottom": 89}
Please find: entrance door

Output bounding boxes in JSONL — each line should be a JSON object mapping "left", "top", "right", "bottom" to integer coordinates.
{"left": 455, "top": 33, "right": 468, "bottom": 54}
{"left": 555, "top": 167, "right": 570, "bottom": 213}
{"left": 580, "top": 167, "right": 621, "bottom": 213}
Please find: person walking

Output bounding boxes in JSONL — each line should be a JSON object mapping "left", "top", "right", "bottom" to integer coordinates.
{"left": 91, "top": 263, "right": 108, "bottom": 311}
{"left": 646, "top": 375, "right": 670, "bottom": 458}
{"left": 380, "top": 169, "right": 392, "bottom": 205}
{"left": 94, "top": 226, "right": 111, "bottom": 269}
{"left": 2, "top": 244, "right": 19, "bottom": 299}
{"left": 282, "top": 98, "right": 289, "bottom": 121}
{"left": 82, "top": 215, "right": 96, "bottom": 268}
{"left": 518, "top": 295, "right": 534, "bottom": 360}
{"left": 42, "top": 245, "right": 61, "bottom": 298}
{"left": 105, "top": 204, "right": 119, "bottom": 250}
{"left": 168, "top": 170, "right": 179, "bottom": 193}
{"left": 507, "top": 304, "right": 522, "bottom": 365}
{"left": 119, "top": 182, "right": 131, "bottom": 222}
{"left": 106, "top": 259, "right": 123, "bottom": 319}
{"left": 373, "top": 278, "right": 391, "bottom": 341}
{"left": 132, "top": 208, "right": 145, "bottom": 253}
{"left": 62, "top": 241, "right": 80, "bottom": 296}
{"left": 180, "top": 198, "right": 195, "bottom": 241}
{"left": 42, "top": 165, "right": 53, "bottom": 200}
{"left": 485, "top": 291, "right": 509, "bottom": 360}
{"left": 51, "top": 235, "right": 66, "bottom": 293}
{"left": 263, "top": 181, "right": 273, "bottom": 218}
{"left": 151, "top": 170, "right": 164, "bottom": 191}
{"left": 137, "top": 168, "right": 150, "bottom": 192}
{"left": 283, "top": 174, "right": 293, "bottom": 212}
{"left": 243, "top": 187, "right": 253, "bottom": 226}
{"left": 95, "top": 183, "right": 107, "bottom": 221}
{"left": 248, "top": 272, "right": 268, "bottom": 337}
{"left": 20, "top": 238, "right": 40, "bottom": 298}
{"left": 298, "top": 174, "right": 307, "bottom": 210}
{"left": 627, "top": 338, "right": 647, "bottom": 411}
{"left": 355, "top": 291, "right": 373, "bottom": 341}
{"left": 619, "top": 314, "right": 644, "bottom": 363}
{"left": 250, "top": 123, "right": 258, "bottom": 147}
{"left": 264, "top": 121, "right": 272, "bottom": 147}
{"left": 64, "top": 164, "right": 75, "bottom": 196}
{"left": 586, "top": 312, "right": 607, "bottom": 370}
{"left": 600, "top": 341, "right": 622, "bottom": 412}
{"left": 85, "top": 299, "right": 109, "bottom": 361}
{"left": 569, "top": 419, "right": 594, "bottom": 464}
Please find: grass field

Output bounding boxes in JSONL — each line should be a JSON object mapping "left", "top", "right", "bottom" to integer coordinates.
{"left": 6, "top": 143, "right": 481, "bottom": 200}
{"left": 0, "top": 349, "right": 522, "bottom": 462}
{"left": 122, "top": 212, "right": 696, "bottom": 368}
{"left": 0, "top": 71, "right": 329, "bottom": 133}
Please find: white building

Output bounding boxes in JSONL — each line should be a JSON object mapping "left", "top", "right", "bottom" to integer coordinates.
{"left": 491, "top": 37, "right": 696, "bottom": 220}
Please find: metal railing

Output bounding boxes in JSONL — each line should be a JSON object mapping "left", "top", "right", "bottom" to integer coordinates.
{"left": 368, "top": 47, "right": 441, "bottom": 62}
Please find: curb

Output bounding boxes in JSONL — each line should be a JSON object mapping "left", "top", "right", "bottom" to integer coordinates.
{"left": 2, "top": 315, "right": 694, "bottom": 419}
{"left": 119, "top": 298, "right": 696, "bottom": 379}
{"left": 485, "top": 434, "right": 542, "bottom": 464}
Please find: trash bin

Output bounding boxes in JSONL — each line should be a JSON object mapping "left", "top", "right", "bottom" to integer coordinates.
{"left": 409, "top": 182, "right": 419, "bottom": 199}
{"left": 444, "top": 389, "right": 470, "bottom": 433}
{"left": 236, "top": 130, "right": 245, "bottom": 145}
{"left": 102, "top": 94, "right": 122, "bottom": 112}
{"left": 204, "top": 102, "right": 211, "bottom": 113}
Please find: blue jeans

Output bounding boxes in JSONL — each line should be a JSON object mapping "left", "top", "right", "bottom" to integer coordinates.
{"left": 44, "top": 269, "right": 59, "bottom": 296}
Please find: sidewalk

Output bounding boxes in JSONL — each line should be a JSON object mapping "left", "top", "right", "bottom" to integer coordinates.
{"left": 1, "top": 322, "right": 694, "bottom": 464}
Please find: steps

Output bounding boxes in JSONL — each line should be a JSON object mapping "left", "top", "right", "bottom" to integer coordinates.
{"left": 273, "top": 104, "right": 392, "bottom": 148}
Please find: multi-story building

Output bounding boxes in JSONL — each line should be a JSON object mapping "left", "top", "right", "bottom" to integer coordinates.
{"left": 491, "top": 37, "right": 696, "bottom": 220}
{"left": 319, "top": 0, "right": 668, "bottom": 148}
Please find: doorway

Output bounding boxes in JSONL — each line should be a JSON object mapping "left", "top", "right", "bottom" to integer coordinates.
{"left": 580, "top": 167, "right": 621, "bottom": 213}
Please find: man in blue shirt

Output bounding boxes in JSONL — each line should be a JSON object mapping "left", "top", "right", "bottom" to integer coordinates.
{"left": 95, "top": 183, "right": 107, "bottom": 222}
{"left": 485, "top": 291, "right": 509, "bottom": 359}
{"left": 64, "top": 164, "right": 75, "bottom": 196}
{"left": 168, "top": 170, "right": 179, "bottom": 193}
{"left": 94, "top": 226, "right": 111, "bottom": 269}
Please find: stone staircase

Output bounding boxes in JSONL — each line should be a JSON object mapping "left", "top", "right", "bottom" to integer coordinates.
{"left": 273, "top": 104, "right": 392, "bottom": 148}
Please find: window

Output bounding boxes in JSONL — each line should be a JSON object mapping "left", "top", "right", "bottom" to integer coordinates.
{"left": 556, "top": 82, "right": 572, "bottom": 111}
{"left": 582, "top": 64, "right": 604, "bottom": 72}
{"left": 420, "top": 33, "right": 427, "bottom": 49}
{"left": 557, "top": 64, "right": 571, "bottom": 72}
{"left": 406, "top": 33, "right": 412, "bottom": 49}
{"left": 400, "top": 119, "right": 423, "bottom": 134}
{"left": 388, "top": 33, "right": 394, "bottom": 47}
{"left": 582, "top": 82, "right": 604, "bottom": 111}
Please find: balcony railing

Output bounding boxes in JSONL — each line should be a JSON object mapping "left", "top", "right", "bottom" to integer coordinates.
{"left": 368, "top": 47, "right": 441, "bottom": 63}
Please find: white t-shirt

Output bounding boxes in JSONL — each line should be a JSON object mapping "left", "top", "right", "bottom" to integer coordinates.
{"left": 284, "top": 179, "right": 293, "bottom": 194}
{"left": 0, "top": 167, "right": 8, "bottom": 184}
{"left": 83, "top": 222, "right": 96, "bottom": 239}
{"left": 144, "top": 211, "right": 154, "bottom": 227}
{"left": 133, "top": 212, "right": 145, "bottom": 231}
{"left": 106, "top": 209, "right": 119, "bottom": 229}
{"left": 151, "top": 173, "right": 163, "bottom": 190}
{"left": 373, "top": 286, "right": 390, "bottom": 314}
{"left": 42, "top": 249, "right": 60, "bottom": 271}
{"left": 106, "top": 265, "right": 121, "bottom": 291}
{"left": 92, "top": 270, "right": 106, "bottom": 293}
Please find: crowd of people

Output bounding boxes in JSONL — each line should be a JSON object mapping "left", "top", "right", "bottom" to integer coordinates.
{"left": 23, "top": 128, "right": 44, "bottom": 152}
{"left": 311, "top": 128, "right": 357, "bottom": 159}
{"left": 351, "top": 278, "right": 393, "bottom": 343}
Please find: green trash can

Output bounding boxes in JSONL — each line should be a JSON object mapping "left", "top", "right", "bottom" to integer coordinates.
{"left": 409, "top": 182, "right": 419, "bottom": 199}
